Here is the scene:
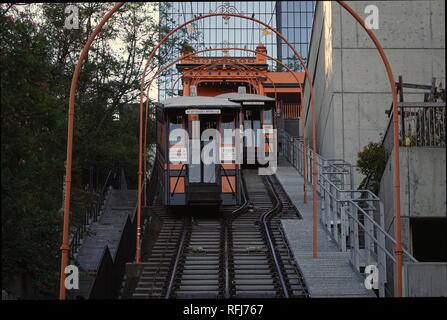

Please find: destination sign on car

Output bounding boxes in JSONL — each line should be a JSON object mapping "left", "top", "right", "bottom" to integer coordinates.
{"left": 186, "top": 109, "right": 221, "bottom": 114}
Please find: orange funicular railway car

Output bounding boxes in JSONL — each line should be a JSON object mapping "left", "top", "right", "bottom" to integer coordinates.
{"left": 216, "top": 87, "right": 276, "bottom": 166}
{"left": 155, "top": 93, "right": 243, "bottom": 207}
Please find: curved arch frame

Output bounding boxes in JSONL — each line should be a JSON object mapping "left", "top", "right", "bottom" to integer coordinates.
{"left": 170, "top": 63, "right": 255, "bottom": 94}
{"left": 336, "top": 0, "right": 402, "bottom": 297}
{"left": 171, "top": 60, "right": 273, "bottom": 96}
{"left": 188, "top": 63, "right": 260, "bottom": 94}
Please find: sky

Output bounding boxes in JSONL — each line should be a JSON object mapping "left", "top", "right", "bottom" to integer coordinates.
{"left": 10, "top": 2, "right": 160, "bottom": 101}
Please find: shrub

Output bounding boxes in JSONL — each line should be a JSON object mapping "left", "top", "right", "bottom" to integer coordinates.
{"left": 357, "top": 142, "right": 388, "bottom": 195}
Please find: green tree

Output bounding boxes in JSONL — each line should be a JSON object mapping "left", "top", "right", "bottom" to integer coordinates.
{"left": 1, "top": 9, "right": 64, "bottom": 298}
{"left": 357, "top": 142, "right": 388, "bottom": 195}
{"left": 1, "top": 2, "right": 188, "bottom": 298}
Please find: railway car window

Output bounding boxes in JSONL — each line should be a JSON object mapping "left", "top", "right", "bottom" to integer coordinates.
{"left": 169, "top": 113, "right": 184, "bottom": 144}
{"left": 202, "top": 117, "right": 217, "bottom": 183}
{"left": 244, "top": 109, "right": 261, "bottom": 147}
{"left": 263, "top": 109, "right": 272, "bottom": 124}
{"left": 244, "top": 119, "right": 253, "bottom": 147}
{"left": 222, "top": 112, "right": 235, "bottom": 145}
{"left": 253, "top": 120, "right": 261, "bottom": 147}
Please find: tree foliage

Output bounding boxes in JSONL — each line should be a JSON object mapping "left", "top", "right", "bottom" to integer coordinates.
{"left": 1, "top": 3, "right": 185, "bottom": 298}
{"left": 357, "top": 142, "right": 388, "bottom": 195}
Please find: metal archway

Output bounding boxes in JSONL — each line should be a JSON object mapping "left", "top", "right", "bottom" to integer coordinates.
{"left": 59, "top": 1, "right": 403, "bottom": 298}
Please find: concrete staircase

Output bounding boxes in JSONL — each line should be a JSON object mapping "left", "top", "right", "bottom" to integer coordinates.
{"left": 69, "top": 189, "right": 137, "bottom": 299}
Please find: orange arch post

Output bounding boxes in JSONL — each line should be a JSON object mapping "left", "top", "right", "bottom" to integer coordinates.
{"left": 336, "top": 0, "right": 402, "bottom": 297}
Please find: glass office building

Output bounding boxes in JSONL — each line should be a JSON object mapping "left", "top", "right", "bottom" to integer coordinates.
{"left": 276, "top": 1, "right": 315, "bottom": 68}
{"left": 158, "top": 1, "right": 315, "bottom": 101}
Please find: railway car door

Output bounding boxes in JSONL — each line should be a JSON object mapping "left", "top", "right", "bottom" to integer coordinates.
{"left": 243, "top": 108, "right": 261, "bottom": 163}
{"left": 188, "top": 114, "right": 219, "bottom": 184}
{"left": 201, "top": 115, "right": 218, "bottom": 183}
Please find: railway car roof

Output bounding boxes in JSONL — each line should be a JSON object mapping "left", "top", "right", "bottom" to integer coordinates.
{"left": 157, "top": 96, "right": 240, "bottom": 109}
{"left": 215, "top": 92, "right": 275, "bottom": 103}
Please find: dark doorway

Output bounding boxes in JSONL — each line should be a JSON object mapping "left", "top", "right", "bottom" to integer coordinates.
{"left": 411, "top": 217, "right": 447, "bottom": 262}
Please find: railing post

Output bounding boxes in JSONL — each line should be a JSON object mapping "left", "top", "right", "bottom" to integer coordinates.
{"left": 324, "top": 173, "right": 331, "bottom": 234}
{"left": 340, "top": 192, "right": 347, "bottom": 252}
{"left": 293, "top": 141, "right": 296, "bottom": 168}
{"left": 351, "top": 202, "right": 360, "bottom": 272}
{"left": 378, "top": 201, "right": 387, "bottom": 297}
{"left": 307, "top": 147, "right": 312, "bottom": 184}
{"left": 364, "top": 200, "right": 372, "bottom": 267}
{"left": 331, "top": 185, "right": 337, "bottom": 243}
{"left": 321, "top": 177, "right": 326, "bottom": 227}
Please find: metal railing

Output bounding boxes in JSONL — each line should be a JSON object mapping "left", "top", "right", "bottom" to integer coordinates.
{"left": 70, "top": 170, "right": 121, "bottom": 259}
{"left": 281, "top": 102, "right": 301, "bottom": 120}
{"left": 400, "top": 103, "right": 445, "bottom": 147}
{"left": 383, "top": 102, "right": 446, "bottom": 151}
{"left": 282, "top": 132, "right": 418, "bottom": 297}
{"left": 383, "top": 77, "right": 446, "bottom": 152}
{"left": 88, "top": 213, "right": 136, "bottom": 299}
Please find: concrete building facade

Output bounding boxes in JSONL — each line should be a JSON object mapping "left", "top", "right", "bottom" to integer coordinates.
{"left": 301, "top": 1, "right": 446, "bottom": 295}
{"left": 302, "top": 0, "right": 445, "bottom": 186}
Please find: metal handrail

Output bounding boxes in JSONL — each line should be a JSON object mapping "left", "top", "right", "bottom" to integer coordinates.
{"left": 170, "top": 164, "right": 185, "bottom": 197}
{"left": 282, "top": 134, "right": 419, "bottom": 296}
{"left": 347, "top": 199, "right": 417, "bottom": 262}
{"left": 220, "top": 164, "right": 236, "bottom": 197}
{"left": 165, "top": 218, "right": 189, "bottom": 299}
{"left": 69, "top": 169, "right": 119, "bottom": 259}
{"left": 262, "top": 176, "right": 289, "bottom": 298}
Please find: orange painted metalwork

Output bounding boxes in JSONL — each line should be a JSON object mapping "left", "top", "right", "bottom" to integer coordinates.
{"left": 171, "top": 58, "right": 279, "bottom": 103}
{"left": 59, "top": 2, "right": 124, "bottom": 299}
{"left": 281, "top": 102, "right": 300, "bottom": 119}
{"left": 175, "top": 59, "right": 262, "bottom": 95}
{"left": 337, "top": 0, "right": 403, "bottom": 297}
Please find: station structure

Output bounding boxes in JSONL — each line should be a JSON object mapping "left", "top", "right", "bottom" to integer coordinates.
{"left": 175, "top": 43, "right": 305, "bottom": 142}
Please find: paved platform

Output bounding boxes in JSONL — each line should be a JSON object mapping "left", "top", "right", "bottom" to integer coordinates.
{"left": 275, "top": 158, "right": 376, "bottom": 298}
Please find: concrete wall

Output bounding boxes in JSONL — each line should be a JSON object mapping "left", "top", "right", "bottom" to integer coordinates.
{"left": 404, "top": 263, "right": 447, "bottom": 297}
{"left": 379, "top": 147, "right": 446, "bottom": 250}
{"left": 302, "top": 1, "right": 446, "bottom": 186}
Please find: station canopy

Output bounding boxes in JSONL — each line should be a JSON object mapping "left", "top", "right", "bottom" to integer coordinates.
{"left": 157, "top": 96, "right": 241, "bottom": 109}
{"left": 216, "top": 93, "right": 275, "bottom": 107}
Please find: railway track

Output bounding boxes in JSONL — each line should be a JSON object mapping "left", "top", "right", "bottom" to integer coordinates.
{"left": 131, "top": 169, "right": 308, "bottom": 298}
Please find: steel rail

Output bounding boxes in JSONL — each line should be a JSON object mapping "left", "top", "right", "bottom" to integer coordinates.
{"left": 164, "top": 217, "right": 190, "bottom": 299}
{"left": 262, "top": 176, "right": 289, "bottom": 298}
